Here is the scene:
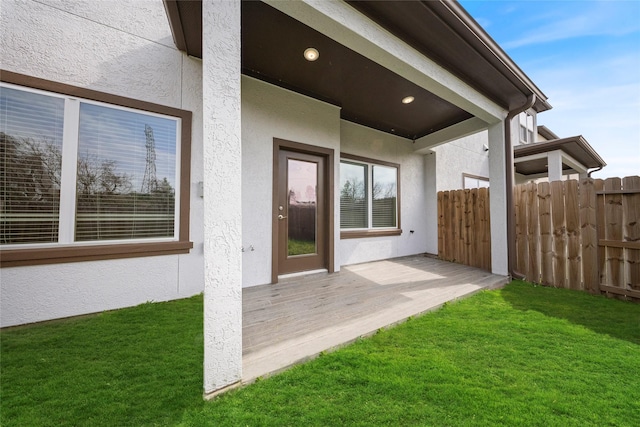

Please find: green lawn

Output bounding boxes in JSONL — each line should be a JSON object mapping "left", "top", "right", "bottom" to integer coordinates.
{"left": 1, "top": 282, "right": 639, "bottom": 426}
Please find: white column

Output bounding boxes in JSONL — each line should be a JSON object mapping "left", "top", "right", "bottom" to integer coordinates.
{"left": 547, "top": 150, "right": 563, "bottom": 182}
{"left": 488, "top": 121, "right": 509, "bottom": 276}
{"left": 202, "top": 0, "right": 242, "bottom": 396}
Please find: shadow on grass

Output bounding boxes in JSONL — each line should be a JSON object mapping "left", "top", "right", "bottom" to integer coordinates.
{"left": 502, "top": 280, "right": 640, "bottom": 345}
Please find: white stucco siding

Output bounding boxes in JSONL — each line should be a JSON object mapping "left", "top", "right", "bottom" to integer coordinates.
{"left": 1, "top": 0, "right": 181, "bottom": 107}
{"left": 241, "top": 76, "right": 341, "bottom": 287}
{"left": 0, "top": 0, "right": 205, "bottom": 327}
{"left": 432, "top": 130, "right": 490, "bottom": 191}
{"left": 1, "top": 257, "right": 180, "bottom": 326}
{"left": 339, "top": 121, "right": 428, "bottom": 265}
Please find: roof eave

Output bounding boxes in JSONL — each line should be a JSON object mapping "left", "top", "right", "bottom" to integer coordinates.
{"left": 441, "top": 1, "right": 551, "bottom": 113}
{"left": 514, "top": 136, "right": 606, "bottom": 168}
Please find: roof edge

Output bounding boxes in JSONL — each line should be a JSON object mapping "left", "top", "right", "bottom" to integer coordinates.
{"left": 163, "top": 0, "right": 187, "bottom": 52}
{"left": 514, "top": 136, "right": 606, "bottom": 167}
{"left": 440, "top": 0, "right": 552, "bottom": 113}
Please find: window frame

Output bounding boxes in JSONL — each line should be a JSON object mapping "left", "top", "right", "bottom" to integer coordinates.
{"left": 340, "top": 153, "right": 401, "bottom": 239}
{"left": 0, "top": 70, "right": 193, "bottom": 267}
{"left": 462, "top": 173, "right": 490, "bottom": 189}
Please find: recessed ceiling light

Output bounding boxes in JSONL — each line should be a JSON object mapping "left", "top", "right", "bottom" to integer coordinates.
{"left": 304, "top": 48, "right": 319, "bottom": 61}
{"left": 402, "top": 96, "right": 415, "bottom": 104}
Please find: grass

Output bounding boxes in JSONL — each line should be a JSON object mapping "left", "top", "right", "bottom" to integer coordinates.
{"left": 2, "top": 282, "right": 639, "bottom": 426}
{"left": 288, "top": 238, "right": 316, "bottom": 256}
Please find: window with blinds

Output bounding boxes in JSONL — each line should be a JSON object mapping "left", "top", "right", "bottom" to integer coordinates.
{"left": 0, "top": 82, "right": 180, "bottom": 248}
{"left": 1, "top": 87, "right": 64, "bottom": 245}
{"left": 339, "top": 161, "right": 368, "bottom": 229}
{"left": 339, "top": 158, "right": 398, "bottom": 231}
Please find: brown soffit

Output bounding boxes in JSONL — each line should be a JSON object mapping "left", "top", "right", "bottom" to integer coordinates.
{"left": 162, "top": 0, "right": 550, "bottom": 139}
{"left": 346, "top": 0, "right": 551, "bottom": 113}
{"left": 514, "top": 136, "right": 606, "bottom": 175}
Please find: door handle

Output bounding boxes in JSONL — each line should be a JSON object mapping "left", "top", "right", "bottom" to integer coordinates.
{"left": 278, "top": 214, "right": 287, "bottom": 220}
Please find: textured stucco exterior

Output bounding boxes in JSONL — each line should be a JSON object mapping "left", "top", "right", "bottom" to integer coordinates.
{"left": 241, "top": 76, "right": 342, "bottom": 287}
{"left": 0, "top": 0, "right": 204, "bottom": 328}
{"left": 432, "top": 130, "right": 490, "bottom": 191}
{"left": 1, "top": 0, "right": 518, "bottom": 394}
{"left": 202, "top": 0, "right": 243, "bottom": 395}
{"left": 339, "top": 122, "right": 429, "bottom": 264}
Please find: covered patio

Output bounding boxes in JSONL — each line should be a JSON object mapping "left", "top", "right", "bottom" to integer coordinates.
{"left": 242, "top": 255, "right": 507, "bottom": 384}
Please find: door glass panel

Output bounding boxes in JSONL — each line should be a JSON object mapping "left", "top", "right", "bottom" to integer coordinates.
{"left": 287, "top": 159, "right": 317, "bottom": 256}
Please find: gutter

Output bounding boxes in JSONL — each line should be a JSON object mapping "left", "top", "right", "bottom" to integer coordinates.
{"left": 505, "top": 94, "right": 536, "bottom": 280}
{"left": 441, "top": 1, "right": 552, "bottom": 112}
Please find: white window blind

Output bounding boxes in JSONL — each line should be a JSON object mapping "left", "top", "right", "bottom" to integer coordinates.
{"left": 0, "top": 83, "right": 180, "bottom": 248}
{"left": 340, "top": 159, "right": 398, "bottom": 230}
{"left": 339, "top": 162, "right": 368, "bottom": 229}
{"left": 372, "top": 165, "right": 397, "bottom": 228}
{"left": 75, "top": 103, "right": 177, "bottom": 241}
{"left": 1, "top": 87, "right": 64, "bottom": 244}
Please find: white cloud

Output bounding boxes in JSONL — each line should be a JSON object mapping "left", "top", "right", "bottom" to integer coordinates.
{"left": 503, "top": 1, "right": 640, "bottom": 49}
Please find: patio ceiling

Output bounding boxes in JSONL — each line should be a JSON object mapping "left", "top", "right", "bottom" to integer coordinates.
{"left": 164, "top": 0, "right": 551, "bottom": 140}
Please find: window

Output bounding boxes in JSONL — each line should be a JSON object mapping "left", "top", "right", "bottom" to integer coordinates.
{"left": 0, "top": 71, "right": 192, "bottom": 267}
{"left": 519, "top": 111, "right": 536, "bottom": 144}
{"left": 463, "top": 173, "right": 490, "bottom": 189}
{"left": 340, "top": 154, "right": 400, "bottom": 238}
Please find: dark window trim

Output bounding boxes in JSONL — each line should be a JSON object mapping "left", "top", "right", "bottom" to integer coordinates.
{"left": 462, "top": 173, "right": 490, "bottom": 189}
{"left": 339, "top": 152, "right": 402, "bottom": 239}
{"left": 0, "top": 70, "right": 193, "bottom": 267}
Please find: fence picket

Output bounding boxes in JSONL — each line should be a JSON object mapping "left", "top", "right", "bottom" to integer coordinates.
{"left": 595, "top": 179, "right": 606, "bottom": 285}
{"left": 550, "top": 181, "right": 567, "bottom": 288}
{"left": 538, "top": 182, "right": 554, "bottom": 287}
{"left": 479, "top": 187, "right": 491, "bottom": 271}
{"left": 604, "top": 178, "right": 624, "bottom": 288}
{"left": 527, "top": 182, "right": 541, "bottom": 283}
{"left": 515, "top": 184, "right": 529, "bottom": 277}
{"left": 580, "top": 178, "right": 598, "bottom": 293}
{"left": 437, "top": 191, "right": 444, "bottom": 259}
{"left": 565, "top": 180, "right": 581, "bottom": 290}
{"left": 622, "top": 176, "right": 640, "bottom": 290}
{"left": 435, "top": 176, "right": 637, "bottom": 299}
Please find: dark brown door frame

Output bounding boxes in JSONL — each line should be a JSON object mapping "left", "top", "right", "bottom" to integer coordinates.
{"left": 272, "top": 138, "right": 334, "bottom": 283}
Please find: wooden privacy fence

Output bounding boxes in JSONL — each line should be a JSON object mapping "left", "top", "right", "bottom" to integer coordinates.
{"left": 515, "top": 176, "right": 640, "bottom": 298}
{"left": 437, "top": 187, "right": 491, "bottom": 271}
{"left": 437, "top": 176, "right": 640, "bottom": 299}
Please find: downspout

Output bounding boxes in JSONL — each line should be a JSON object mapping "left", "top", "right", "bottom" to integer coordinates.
{"left": 506, "top": 94, "right": 536, "bottom": 280}
{"left": 587, "top": 166, "right": 604, "bottom": 178}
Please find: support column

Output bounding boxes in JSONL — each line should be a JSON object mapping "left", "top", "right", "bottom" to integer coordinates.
{"left": 488, "top": 121, "right": 509, "bottom": 276}
{"left": 424, "top": 151, "right": 438, "bottom": 255}
{"left": 202, "top": 0, "right": 242, "bottom": 396}
{"left": 547, "top": 150, "right": 563, "bottom": 182}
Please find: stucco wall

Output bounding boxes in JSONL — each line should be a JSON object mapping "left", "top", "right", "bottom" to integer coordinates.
{"left": 432, "top": 130, "right": 490, "bottom": 191}
{"left": 241, "top": 76, "right": 341, "bottom": 287}
{"left": 339, "top": 122, "right": 429, "bottom": 265}
{"left": 0, "top": 0, "right": 204, "bottom": 327}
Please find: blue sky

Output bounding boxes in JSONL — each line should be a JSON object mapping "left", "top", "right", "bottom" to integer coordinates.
{"left": 459, "top": 0, "right": 640, "bottom": 179}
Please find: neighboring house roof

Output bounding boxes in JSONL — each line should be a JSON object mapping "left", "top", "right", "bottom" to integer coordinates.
{"left": 537, "top": 125, "right": 560, "bottom": 141}
{"left": 163, "top": 0, "right": 551, "bottom": 140}
{"left": 514, "top": 136, "right": 606, "bottom": 176}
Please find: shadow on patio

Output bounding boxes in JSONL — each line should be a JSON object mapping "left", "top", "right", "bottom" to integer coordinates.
{"left": 242, "top": 255, "right": 507, "bottom": 383}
